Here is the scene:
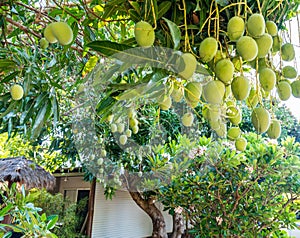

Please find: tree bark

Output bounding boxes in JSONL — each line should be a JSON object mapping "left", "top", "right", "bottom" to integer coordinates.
{"left": 129, "top": 191, "right": 168, "bottom": 238}
{"left": 86, "top": 178, "right": 96, "bottom": 237}
{"left": 171, "top": 213, "right": 184, "bottom": 238}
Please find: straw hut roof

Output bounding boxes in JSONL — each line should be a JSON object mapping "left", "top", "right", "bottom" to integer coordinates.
{"left": 0, "top": 156, "right": 55, "bottom": 190}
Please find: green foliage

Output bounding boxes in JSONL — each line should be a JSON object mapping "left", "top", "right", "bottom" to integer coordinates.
{"left": 159, "top": 133, "right": 300, "bottom": 237}
{"left": 0, "top": 132, "right": 63, "bottom": 172}
{"left": 0, "top": 183, "right": 58, "bottom": 237}
{"left": 29, "top": 189, "right": 89, "bottom": 238}
{"left": 0, "top": 1, "right": 299, "bottom": 236}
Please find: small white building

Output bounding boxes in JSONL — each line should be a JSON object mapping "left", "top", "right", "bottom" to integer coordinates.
{"left": 54, "top": 172, "right": 172, "bottom": 238}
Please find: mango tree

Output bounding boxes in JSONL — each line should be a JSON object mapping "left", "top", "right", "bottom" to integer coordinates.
{"left": 1, "top": 0, "right": 300, "bottom": 237}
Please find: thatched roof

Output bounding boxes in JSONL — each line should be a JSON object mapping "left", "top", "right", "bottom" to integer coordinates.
{"left": 0, "top": 156, "right": 55, "bottom": 190}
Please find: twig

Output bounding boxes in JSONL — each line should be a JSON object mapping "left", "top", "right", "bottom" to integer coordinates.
{"left": 15, "top": 1, "right": 56, "bottom": 21}
{"left": 5, "top": 17, "right": 42, "bottom": 38}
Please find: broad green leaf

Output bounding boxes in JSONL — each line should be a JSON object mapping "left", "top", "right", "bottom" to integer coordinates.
{"left": 46, "top": 215, "right": 58, "bottom": 230}
{"left": 122, "top": 37, "right": 136, "bottom": 45}
{"left": 158, "top": 1, "right": 172, "bottom": 19}
{"left": 162, "top": 17, "right": 181, "bottom": 50}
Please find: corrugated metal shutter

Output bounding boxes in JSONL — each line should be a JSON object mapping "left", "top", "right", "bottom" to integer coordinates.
{"left": 92, "top": 184, "right": 172, "bottom": 238}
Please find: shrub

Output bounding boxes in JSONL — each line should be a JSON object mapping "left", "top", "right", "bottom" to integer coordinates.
{"left": 159, "top": 133, "right": 300, "bottom": 237}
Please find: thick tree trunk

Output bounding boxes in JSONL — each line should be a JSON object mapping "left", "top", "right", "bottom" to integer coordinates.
{"left": 171, "top": 213, "right": 184, "bottom": 238}
{"left": 129, "top": 191, "right": 168, "bottom": 238}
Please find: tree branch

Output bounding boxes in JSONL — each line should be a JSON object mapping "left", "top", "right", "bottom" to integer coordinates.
{"left": 5, "top": 17, "right": 42, "bottom": 38}
{"left": 15, "top": 1, "right": 56, "bottom": 21}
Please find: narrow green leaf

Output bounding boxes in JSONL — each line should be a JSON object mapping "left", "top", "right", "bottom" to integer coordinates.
{"left": 162, "top": 17, "right": 181, "bottom": 50}
{"left": 158, "top": 1, "right": 172, "bottom": 19}
{"left": 0, "top": 204, "right": 13, "bottom": 217}
{"left": 28, "top": 212, "right": 39, "bottom": 225}
{"left": 128, "top": 9, "right": 141, "bottom": 22}
{"left": 102, "top": 5, "right": 116, "bottom": 19}
{"left": 48, "top": 233, "right": 58, "bottom": 238}
{"left": 116, "top": 84, "right": 148, "bottom": 100}
{"left": 31, "top": 100, "right": 49, "bottom": 139}
{"left": 0, "top": 101, "right": 17, "bottom": 119}
{"left": 21, "top": 185, "right": 25, "bottom": 198}
{"left": 129, "top": 1, "right": 141, "bottom": 15}
{"left": 1, "top": 71, "right": 19, "bottom": 83}
{"left": 87, "top": 40, "right": 132, "bottom": 56}
{"left": 20, "top": 100, "right": 35, "bottom": 124}
{"left": 0, "top": 59, "right": 17, "bottom": 70}
{"left": 0, "top": 93, "right": 11, "bottom": 102}
{"left": 87, "top": 41, "right": 170, "bottom": 69}
{"left": 96, "top": 96, "right": 117, "bottom": 115}
{"left": 33, "top": 92, "right": 48, "bottom": 109}
{"left": 3, "top": 231, "right": 12, "bottom": 238}
{"left": 51, "top": 93, "right": 59, "bottom": 128}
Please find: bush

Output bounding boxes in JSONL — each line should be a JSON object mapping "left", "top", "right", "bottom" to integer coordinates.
{"left": 30, "top": 189, "right": 89, "bottom": 238}
{"left": 160, "top": 133, "right": 300, "bottom": 237}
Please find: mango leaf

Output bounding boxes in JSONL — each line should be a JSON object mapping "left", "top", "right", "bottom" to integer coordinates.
{"left": 96, "top": 95, "right": 117, "bottom": 116}
{"left": 128, "top": 9, "right": 140, "bottom": 22}
{"left": 116, "top": 83, "right": 149, "bottom": 100}
{"left": 0, "top": 59, "right": 17, "bottom": 70}
{"left": 20, "top": 99, "right": 35, "bottom": 124}
{"left": 87, "top": 41, "right": 169, "bottom": 68}
{"left": 51, "top": 93, "right": 59, "bottom": 128}
{"left": 158, "top": 1, "right": 172, "bottom": 19}
{"left": 0, "top": 101, "right": 18, "bottom": 119}
{"left": 129, "top": 1, "right": 141, "bottom": 15}
{"left": 31, "top": 99, "right": 49, "bottom": 139}
{"left": 102, "top": 4, "right": 116, "bottom": 19}
{"left": 28, "top": 212, "right": 39, "bottom": 225}
{"left": 1, "top": 71, "right": 19, "bottom": 83}
{"left": 162, "top": 18, "right": 181, "bottom": 50}
{"left": 87, "top": 41, "right": 132, "bottom": 57}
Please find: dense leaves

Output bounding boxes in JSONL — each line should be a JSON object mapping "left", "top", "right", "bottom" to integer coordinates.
{"left": 159, "top": 133, "right": 300, "bottom": 237}
{"left": 0, "top": 0, "right": 300, "bottom": 237}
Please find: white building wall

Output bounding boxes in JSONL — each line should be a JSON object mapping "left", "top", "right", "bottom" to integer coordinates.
{"left": 92, "top": 183, "right": 173, "bottom": 238}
